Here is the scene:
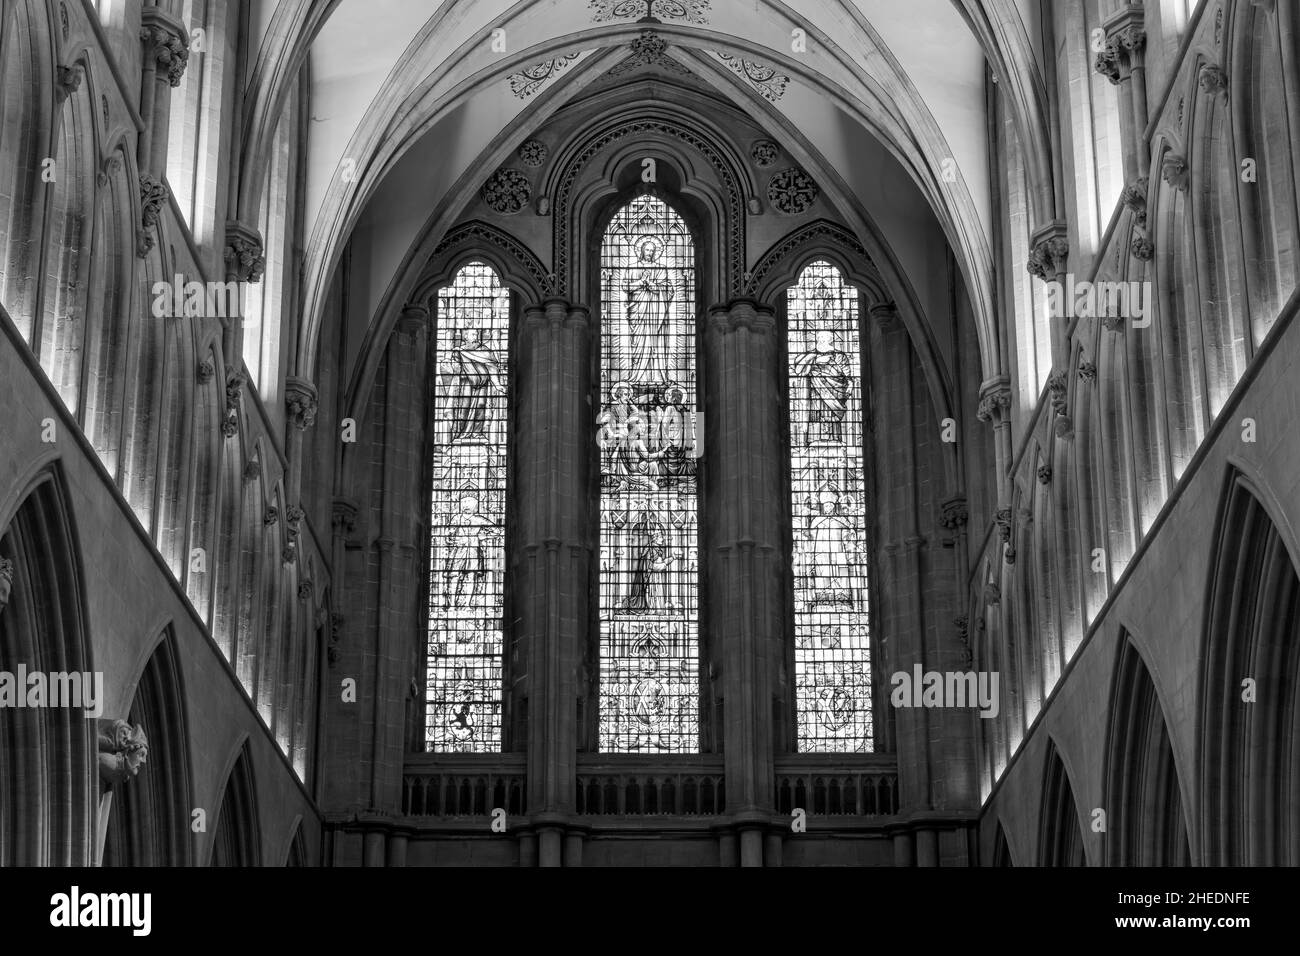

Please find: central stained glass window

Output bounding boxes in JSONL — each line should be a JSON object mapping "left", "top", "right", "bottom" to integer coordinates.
{"left": 426, "top": 262, "right": 510, "bottom": 752}
{"left": 787, "top": 260, "right": 873, "bottom": 752}
{"left": 597, "top": 195, "right": 701, "bottom": 753}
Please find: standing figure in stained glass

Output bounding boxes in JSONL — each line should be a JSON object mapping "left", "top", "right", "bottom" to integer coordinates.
{"left": 620, "top": 236, "right": 678, "bottom": 384}
{"left": 443, "top": 493, "right": 497, "bottom": 608}
{"left": 442, "top": 326, "right": 506, "bottom": 443}
{"left": 792, "top": 329, "right": 852, "bottom": 445}
{"left": 599, "top": 382, "right": 658, "bottom": 491}
{"left": 619, "top": 506, "right": 676, "bottom": 613}
{"left": 804, "top": 490, "right": 863, "bottom": 609}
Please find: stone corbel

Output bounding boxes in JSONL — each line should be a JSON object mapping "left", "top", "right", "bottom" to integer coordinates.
{"left": 976, "top": 378, "right": 1012, "bottom": 426}
{"left": 223, "top": 221, "right": 265, "bottom": 283}
{"left": 1161, "top": 152, "right": 1189, "bottom": 192}
{"left": 1027, "top": 223, "right": 1069, "bottom": 281}
{"left": 55, "top": 64, "right": 83, "bottom": 101}
{"left": 333, "top": 498, "right": 359, "bottom": 542}
{"left": 994, "top": 506, "right": 1015, "bottom": 564}
{"left": 1198, "top": 63, "right": 1228, "bottom": 97}
{"left": 283, "top": 505, "right": 305, "bottom": 564}
{"left": 1121, "top": 178, "right": 1149, "bottom": 226}
{"left": 97, "top": 719, "right": 148, "bottom": 787}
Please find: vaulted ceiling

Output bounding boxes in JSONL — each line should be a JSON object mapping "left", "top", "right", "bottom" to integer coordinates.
{"left": 236, "top": 1, "right": 1053, "bottom": 390}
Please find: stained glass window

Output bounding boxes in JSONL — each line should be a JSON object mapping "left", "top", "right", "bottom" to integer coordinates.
{"left": 787, "top": 261, "right": 873, "bottom": 752}
{"left": 426, "top": 262, "right": 510, "bottom": 752}
{"left": 597, "top": 195, "right": 701, "bottom": 753}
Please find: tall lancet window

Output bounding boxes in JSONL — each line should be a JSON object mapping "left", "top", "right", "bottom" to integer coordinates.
{"left": 597, "top": 195, "right": 701, "bottom": 753}
{"left": 787, "top": 261, "right": 873, "bottom": 752}
{"left": 426, "top": 262, "right": 510, "bottom": 752}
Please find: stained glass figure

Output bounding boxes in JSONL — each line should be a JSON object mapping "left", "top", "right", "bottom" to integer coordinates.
{"left": 427, "top": 262, "right": 509, "bottom": 752}
{"left": 598, "top": 195, "right": 701, "bottom": 753}
{"left": 788, "top": 261, "right": 873, "bottom": 752}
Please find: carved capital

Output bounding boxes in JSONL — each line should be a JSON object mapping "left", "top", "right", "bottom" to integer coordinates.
{"left": 1130, "top": 233, "right": 1154, "bottom": 261}
{"left": 1027, "top": 226, "right": 1069, "bottom": 280}
{"left": 1121, "top": 178, "right": 1149, "bottom": 224}
{"left": 976, "top": 377, "right": 1012, "bottom": 424}
{"left": 223, "top": 221, "right": 265, "bottom": 283}
{"left": 994, "top": 506, "right": 1013, "bottom": 545}
{"left": 395, "top": 302, "right": 429, "bottom": 337}
{"left": 938, "top": 495, "right": 969, "bottom": 531}
{"left": 285, "top": 377, "right": 319, "bottom": 431}
{"left": 97, "top": 718, "right": 148, "bottom": 786}
{"left": 140, "top": 8, "right": 190, "bottom": 86}
{"left": 869, "top": 301, "right": 901, "bottom": 331}
{"left": 332, "top": 498, "right": 359, "bottom": 537}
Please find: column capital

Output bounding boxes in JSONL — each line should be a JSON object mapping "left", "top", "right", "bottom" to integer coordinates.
{"left": 869, "top": 300, "right": 901, "bottom": 331}
{"left": 1027, "top": 221, "right": 1069, "bottom": 280}
{"left": 976, "top": 375, "right": 1012, "bottom": 424}
{"left": 285, "top": 377, "right": 319, "bottom": 430}
{"left": 224, "top": 221, "right": 266, "bottom": 283}
{"left": 332, "top": 498, "right": 359, "bottom": 536}
{"left": 139, "top": 7, "right": 191, "bottom": 87}
{"left": 938, "top": 494, "right": 968, "bottom": 531}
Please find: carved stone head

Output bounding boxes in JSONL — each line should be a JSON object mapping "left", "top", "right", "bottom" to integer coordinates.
{"left": 97, "top": 718, "right": 149, "bottom": 785}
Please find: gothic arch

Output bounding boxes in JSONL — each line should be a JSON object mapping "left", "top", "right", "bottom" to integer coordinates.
{"left": 282, "top": 815, "right": 308, "bottom": 866}
{"left": 101, "top": 626, "right": 194, "bottom": 866}
{"left": 990, "top": 819, "right": 1015, "bottom": 866}
{"left": 1198, "top": 466, "right": 1300, "bottom": 865}
{"left": 1038, "top": 739, "right": 1086, "bottom": 866}
{"left": 210, "top": 740, "right": 261, "bottom": 866}
{"left": 1104, "top": 633, "right": 1191, "bottom": 865}
{"left": 414, "top": 220, "right": 551, "bottom": 305}
{"left": 0, "top": 463, "right": 96, "bottom": 865}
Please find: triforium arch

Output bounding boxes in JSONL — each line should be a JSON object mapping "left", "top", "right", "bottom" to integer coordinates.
{"left": 1038, "top": 739, "right": 1087, "bottom": 867}
{"left": 0, "top": 462, "right": 96, "bottom": 866}
{"left": 1198, "top": 466, "right": 1300, "bottom": 866}
{"left": 1104, "top": 632, "right": 1191, "bottom": 866}
{"left": 210, "top": 740, "right": 261, "bottom": 867}
{"left": 101, "top": 626, "right": 194, "bottom": 867}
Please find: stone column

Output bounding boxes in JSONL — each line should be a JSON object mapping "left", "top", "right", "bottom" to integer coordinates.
{"left": 370, "top": 304, "right": 428, "bottom": 813}
{"left": 1094, "top": 9, "right": 1148, "bottom": 184}
{"left": 1027, "top": 223, "right": 1070, "bottom": 374}
{"left": 284, "top": 377, "right": 318, "bottom": 570}
{"left": 702, "top": 298, "right": 783, "bottom": 866}
{"left": 222, "top": 222, "right": 265, "bottom": 376}
{"left": 137, "top": 7, "right": 189, "bottom": 175}
{"left": 513, "top": 298, "right": 593, "bottom": 864}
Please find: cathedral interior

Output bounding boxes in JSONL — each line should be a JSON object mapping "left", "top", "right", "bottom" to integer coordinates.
{"left": 1, "top": 0, "right": 1298, "bottom": 869}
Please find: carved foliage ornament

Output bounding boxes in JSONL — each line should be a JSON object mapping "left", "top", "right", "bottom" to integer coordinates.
{"left": 509, "top": 54, "right": 579, "bottom": 99}
{"left": 717, "top": 52, "right": 789, "bottom": 102}
{"left": 0, "top": 556, "right": 13, "bottom": 612}
{"left": 751, "top": 140, "right": 779, "bottom": 168}
{"left": 223, "top": 371, "right": 245, "bottom": 439}
{"left": 482, "top": 168, "right": 532, "bottom": 214}
{"left": 224, "top": 224, "right": 266, "bottom": 283}
{"left": 140, "top": 19, "right": 190, "bottom": 86}
{"left": 137, "top": 174, "right": 169, "bottom": 258}
{"left": 589, "top": 0, "right": 711, "bottom": 23}
{"left": 768, "top": 167, "right": 818, "bottom": 215}
{"left": 1027, "top": 236, "right": 1069, "bottom": 280}
{"left": 517, "top": 140, "right": 548, "bottom": 167}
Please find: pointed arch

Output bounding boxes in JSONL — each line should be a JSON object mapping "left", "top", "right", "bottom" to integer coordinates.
{"left": 1105, "top": 633, "right": 1191, "bottom": 865}
{"left": 1198, "top": 467, "right": 1300, "bottom": 865}
{"left": 0, "top": 464, "right": 96, "bottom": 865}
{"left": 101, "top": 627, "right": 194, "bottom": 866}
{"left": 1038, "top": 739, "right": 1086, "bottom": 866}
{"left": 210, "top": 742, "right": 261, "bottom": 866}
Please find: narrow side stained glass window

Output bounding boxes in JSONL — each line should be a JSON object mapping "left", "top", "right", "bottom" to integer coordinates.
{"left": 787, "top": 260, "right": 873, "bottom": 752}
{"left": 597, "top": 195, "right": 701, "bottom": 753}
{"left": 426, "top": 261, "right": 510, "bottom": 752}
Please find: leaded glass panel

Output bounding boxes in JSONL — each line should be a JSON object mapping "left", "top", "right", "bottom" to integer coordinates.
{"left": 787, "top": 260, "right": 873, "bottom": 752}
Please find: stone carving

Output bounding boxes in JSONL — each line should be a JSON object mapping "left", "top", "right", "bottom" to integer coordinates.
{"left": 939, "top": 495, "right": 969, "bottom": 531}
{"left": 1095, "top": 26, "right": 1145, "bottom": 84}
{"left": 140, "top": 18, "right": 190, "bottom": 86}
{"left": 0, "top": 557, "right": 13, "bottom": 612}
{"left": 222, "top": 371, "right": 245, "bottom": 439}
{"left": 1131, "top": 233, "right": 1154, "bottom": 261}
{"left": 328, "top": 613, "right": 344, "bottom": 666}
{"left": 606, "top": 30, "right": 691, "bottom": 77}
{"left": 223, "top": 222, "right": 265, "bottom": 282}
{"left": 977, "top": 380, "right": 1012, "bottom": 424}
{"left": 1121, "top": 177, "right": 1149, "bottom": 225}
{"left": 333, "top": 498, "right": 359, "bottom": 538}
{"left": 1161, "top": 152, "right": 1189, "bottom": 191}
{"left": 243, "top": 459, "right": 261, "bottom": 482}
{"left": 983, "top": 581, "right": 1001, "bottom": 606}
{"left": 995, "top": 506, "right": 1015, "bottom": 564}
{"left": 954, "top": 616, "right": 973, "bottom": 669}
{"left": 285, "top": 378, "right": 319, "bottom": 430}
{"left": 264, "top": 507, "right": 279, "bottom": 526}
{"left": 1078, "top": 361, "right": 1097, "bottom": 383}
{"left": 517, "top": 139, "right": 548, "bottom": 167}
{"left": 717, "top": 53, "right": 789, "bottom": 101}
{"left": 751, "top": 140, "right": 779, "bottom": 167}
{"left": 55, "top": 64, "right": 82, "bottom": 100}
{"left": 137, "top": 174, "right": 169, "bottom": 258}
{"left": 97, "top": 718, "right": 148, "bottom": 785}
{"left": 1047, "top": 371, "right": 1073, "bottom": 438}
{"left": 508, "top": 55, "right": 579, "bottom": 99}
{"left": 1198, "top": 62, "right": 1227, "bottom": 95}
{"left": 1037, "top": 463, "right": 1053, "bottom": 485}
{"left": 196, "top": 359, "right": 215, "bottom": 384}
{"left": 1027, "top": 235, "right": 1069, "bottom": 280}
{"left": 283, "top": 505, "right": 305, "bottom": 564}
{"left": 482, "top": 168, "right": 531, "bottom": 214}
{"left": 588, "top": 0, "right": 711, "bottom": 24}
{"left": 767, "top": 167, "right": 818, "bottom": 215}
{"left": 298, "top": 579, "right": 313, "bottom": 600}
